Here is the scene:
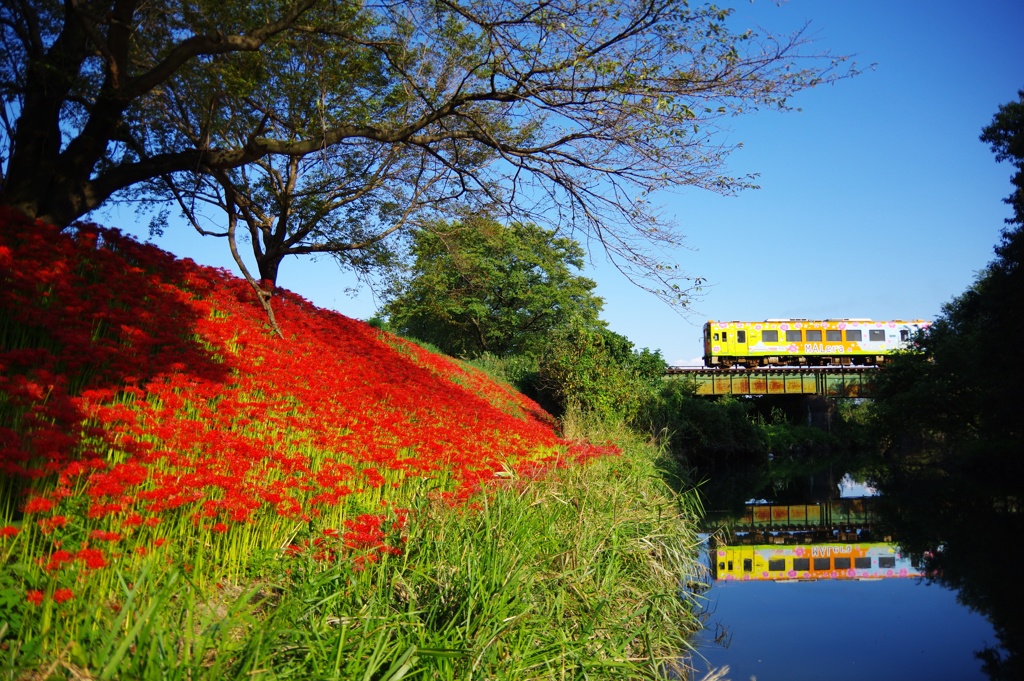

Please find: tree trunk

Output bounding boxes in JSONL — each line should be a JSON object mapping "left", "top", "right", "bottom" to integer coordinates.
{"left": 256, "top": 254, "right": 283, "bottom": 288}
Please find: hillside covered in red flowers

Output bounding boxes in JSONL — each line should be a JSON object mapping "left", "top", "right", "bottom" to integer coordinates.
{"left": 0, "top": 209, "right": 614, "bottom": 587}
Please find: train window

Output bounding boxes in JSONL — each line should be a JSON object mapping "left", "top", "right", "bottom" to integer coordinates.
{"left": 845, "top": 330, "right": 862, "bottom": 342}
{"left": 737, "top": 330, "right": 746, "bottom": 343}
{"left": 878, "top": 556, "right": 896, "bottom": 569}
{"left": 713, "top": 333, "right": 719, "bottom": 341}
{"left": 793, "top": 558, "right": 810, "bottom": 571}
{"left": 805, "top": 330, "right": 822, "bottom": 342}
{"left": 833, "top": 557, "right": 851, "bottom": 570}
{"left": 768, "top": 559, "right": 786, "bottom": 571}
{"left": 869, "top": 329, "right": 885, "bottom": 342}
{"left": 900, "top": 329, "right": 910, "bottom": 342}
{"left": 826, "top": 330, "right": 842, "bottom": 342}
{"left": 813, "top": 557, "right": 830, "bottom": 571}
{"left": 785, "top": 330, "right": 802, "bottom": 342}
{"left": 743, "top": 559, "right": 752, "bottom": 572}
{"left": 762, "top": 330, "right": 779, "bottom": 342}
{"left": 722, "top": 332, "right": 728, "bottom": 342}
{"left": 855, "top": 557, "right": 872, "bottom": 569}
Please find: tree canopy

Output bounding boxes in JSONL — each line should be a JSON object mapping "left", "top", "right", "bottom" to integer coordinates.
{"left": 1, "top": 0, "right": 851, "bottom": 305}
{"left": 382, "top": 217, "right": 602, "bottom": 358}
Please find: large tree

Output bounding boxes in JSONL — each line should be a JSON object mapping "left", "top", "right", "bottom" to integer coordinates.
{"left": 1, "top": 0, "right": 851, "bottom": 305}
{"left": 382, "top": 216, "right": 603, "bottom": 358}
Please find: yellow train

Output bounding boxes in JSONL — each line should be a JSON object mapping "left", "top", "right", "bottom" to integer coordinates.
{"left": 703, "top": 319, "right": 930, "bottom": 368}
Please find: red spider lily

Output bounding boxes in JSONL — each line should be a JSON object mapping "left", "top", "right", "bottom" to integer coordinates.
{"left": 76, "top": 547, "right": 108, "bottom": 570}
{"left": 26, "top": 590, "right": 44, "bottom": 606}
{"left": 53, "top": 588, "right": 74, "bottom": 604}
{"left": 37, "top": 516, "right": 67, "bottom": 533}
{"left": 1, "top": 207, "right": 618, "bottom": 579}
{"left": 43, "top": 550, "right": 74, "bottom": 572}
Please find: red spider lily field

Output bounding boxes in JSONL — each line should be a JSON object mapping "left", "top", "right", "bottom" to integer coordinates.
{"left": 0, "top": 209, "right": 705, "bottom": 680}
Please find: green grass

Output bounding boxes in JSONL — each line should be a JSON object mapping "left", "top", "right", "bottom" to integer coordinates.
{"left": 2, "top": 413, "right": 707, "bottom": 680}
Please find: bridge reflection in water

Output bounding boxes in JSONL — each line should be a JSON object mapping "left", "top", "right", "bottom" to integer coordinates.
{"left": 665, "top": 366, "right": 876, "bottom": 396}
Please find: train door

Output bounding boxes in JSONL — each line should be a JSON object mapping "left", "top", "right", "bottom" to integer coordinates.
{"left": 734, "top": 325, "right": 751, "bottom": 366}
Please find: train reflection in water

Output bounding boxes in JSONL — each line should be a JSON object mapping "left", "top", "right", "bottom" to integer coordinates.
{"left": 713, "top": 542, "right": 920, "bottom": 581}
{"left": 710, "top": 497, "right": 922, "bottom": 581}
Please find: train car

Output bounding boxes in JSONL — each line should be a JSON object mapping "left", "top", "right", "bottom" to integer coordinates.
{"left": 713, "top": 542, "right": 920, "bottom": 582}
{"left": 703, "top": 319, "right": 930, "bottom": 368}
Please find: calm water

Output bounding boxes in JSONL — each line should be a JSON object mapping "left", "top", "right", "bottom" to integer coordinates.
{"left": 687, "top": 543, "right": 999, "bottom": 681}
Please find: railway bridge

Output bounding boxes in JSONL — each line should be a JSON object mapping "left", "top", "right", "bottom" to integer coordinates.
{"left": 664, "top": 366, "right": 877, "bottom": 397}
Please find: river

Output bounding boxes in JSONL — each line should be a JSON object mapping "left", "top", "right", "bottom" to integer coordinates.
{"left": 684, "top": 469, "right": 1009, "bottom": 681}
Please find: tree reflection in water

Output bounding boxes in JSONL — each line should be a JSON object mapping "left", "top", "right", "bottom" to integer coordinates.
{"left": 869, "top": 452, "right": 1023, "bottom": 680}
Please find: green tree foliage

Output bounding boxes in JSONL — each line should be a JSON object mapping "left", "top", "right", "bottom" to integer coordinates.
{"left": 868, "top": 89, "right": 1024, "bottom": 680}
{"left": 871, "top": 90, "right": 1024, "bottom": 467}
{"left": 383, "top": 217, "right": 603, "bottom": 358}
{"left": 536, "top": 323, "right": 665, "bottom": 421}
{"left": 383, "top": 215, "right": 666, "bottom": 420}
{"left": 1, "top": 0, "right": 852, "bottom": 307}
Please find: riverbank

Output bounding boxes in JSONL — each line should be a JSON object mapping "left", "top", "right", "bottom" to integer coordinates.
{"left": 0, "top": 215, "right": 706, "bottom": 679}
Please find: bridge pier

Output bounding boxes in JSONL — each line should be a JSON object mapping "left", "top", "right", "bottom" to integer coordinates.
{"left": 801, "top": 395, "right": 836, "bottom": 432}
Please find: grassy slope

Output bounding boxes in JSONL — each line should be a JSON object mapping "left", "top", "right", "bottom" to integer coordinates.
{"left": 0, "top": 211, "right": 706, "bottom": 679}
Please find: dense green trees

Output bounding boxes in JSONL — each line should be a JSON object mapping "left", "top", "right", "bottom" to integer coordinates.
{"left": 383, "top": 218, "right": 603, "bottom": 358}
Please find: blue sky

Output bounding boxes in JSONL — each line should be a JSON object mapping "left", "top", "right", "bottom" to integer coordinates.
{"left": 108, "top": 0, "right": 1024, "bottom": 366}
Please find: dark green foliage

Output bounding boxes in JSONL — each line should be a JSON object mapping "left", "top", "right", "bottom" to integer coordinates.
{"left": 383, "top": 218, "right": 603, "bottom": 359}
{"left": 980, "top": 89, "right": 1024, "bottom": 227}
{"left": 536, "top": 324, "right": 665, "bottom": 420}
{"left": 638, "top": 383, "right": 765, "bottom": 459}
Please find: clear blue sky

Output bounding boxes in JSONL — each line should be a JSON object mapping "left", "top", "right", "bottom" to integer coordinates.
{"left": 107, "top": 0, "right": 1024, "bottom": 367}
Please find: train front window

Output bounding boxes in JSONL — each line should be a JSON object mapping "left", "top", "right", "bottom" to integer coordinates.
{"left": 826, "top": 330, "right": 842, "bottom": 341}
{"left": 762, "top": 330, "right": 779, "bottom": 342}
{"left": 737, "top": 330, "right": 746, "bottom": 343}
{"left": 869, "top": 330, "right": 885, "bottom": 342}
{"left": 846, "top": 330, "right": 862, "bottom": 342}
{"left": 785, "top": 330, "right": 802, "bottom": 342}
{"left": 805, "top": 330, "right": 822, "bottom": 342}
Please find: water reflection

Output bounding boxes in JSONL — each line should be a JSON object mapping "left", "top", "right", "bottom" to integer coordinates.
{"left": 869, "top": 457, "right": 1024, "bottom": 679}
{"left": 690, "top": 456, "right": 1011, "bottom": 680}
{"left": 713, "top": 541, "right": 919, "bottom": 582}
